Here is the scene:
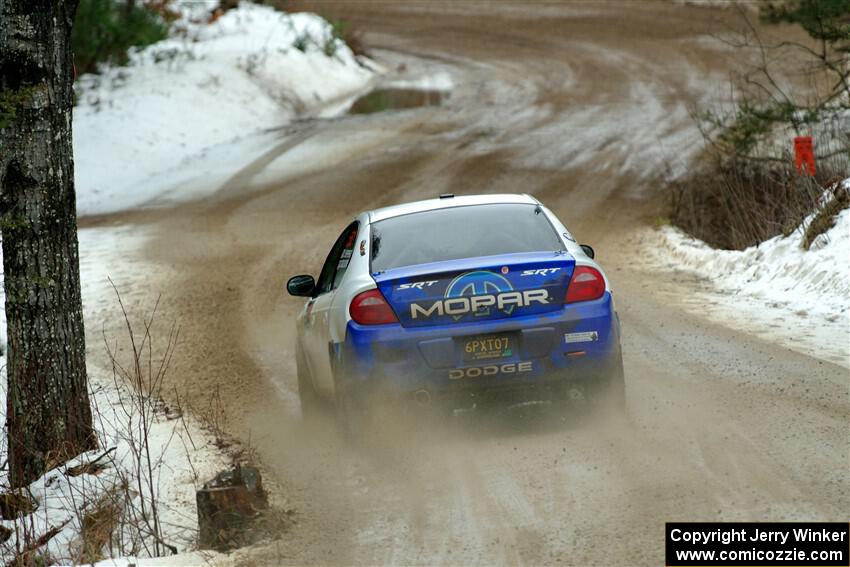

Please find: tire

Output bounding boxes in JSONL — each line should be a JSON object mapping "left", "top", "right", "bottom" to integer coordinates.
{"left": 296, "top": 344, "right": 321, "bottom": 420}
{"left": 606, "top": 349, "right": 626, "bottom": 411}
{"left": 585, "top": 348, "right": 626, "bottom": 413}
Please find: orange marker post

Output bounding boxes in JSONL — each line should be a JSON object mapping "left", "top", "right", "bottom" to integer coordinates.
{"left": 794, "top": 136, "right": 815, "bottom": 176}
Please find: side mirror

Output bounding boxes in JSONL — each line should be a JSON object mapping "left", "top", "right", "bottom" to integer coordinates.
{"left": 287, "top": 275, "right": 316, "bottom": 297}
{"left": 580, "top": 244, "right": 595, "bottom": 259}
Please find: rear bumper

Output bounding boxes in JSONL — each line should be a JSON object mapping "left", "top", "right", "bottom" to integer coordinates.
{"left": 334, "top": 292, "right": 620, "bottom": 402}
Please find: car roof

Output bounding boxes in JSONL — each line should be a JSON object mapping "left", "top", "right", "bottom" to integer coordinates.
{"left": 368, "top": 193, "right": 541, "bottom": 223}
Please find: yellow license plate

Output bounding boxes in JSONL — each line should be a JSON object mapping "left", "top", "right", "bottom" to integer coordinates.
{"left": 463, "top": 335, "right": 513, "bottom": 361}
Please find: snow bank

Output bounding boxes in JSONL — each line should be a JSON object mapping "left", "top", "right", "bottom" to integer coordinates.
{"left": 641, "top": 180, "right": 850, "bottom": 367}
{"left": 73, "top": 2, "right": 375, "bottom": 216}
{"left": 656, "top": 209, "right": 848, "bottom": 322}
{"left": 0, "top": 360, "right": 230, "bottom": 564}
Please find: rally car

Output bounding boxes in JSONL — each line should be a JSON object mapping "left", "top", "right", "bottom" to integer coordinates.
{"left": 287, "top": 194, "right": 624, "bottom": 428}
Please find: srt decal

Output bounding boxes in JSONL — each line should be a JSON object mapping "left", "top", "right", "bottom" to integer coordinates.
{"left": 521, "top": 268, "right": 561, "bottom": 276}
{"left": 408, "top": 270, "right": 550, "bottom": 320}
{"left": 449, "top": 361, "right": 533, "bottom": 380}
{"left": 397, "top": 280, "right": 438, "bottom": 290}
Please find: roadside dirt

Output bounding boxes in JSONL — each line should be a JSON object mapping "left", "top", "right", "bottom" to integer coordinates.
{"left": 81, "top": 2, "right": 849, "bottom": 565}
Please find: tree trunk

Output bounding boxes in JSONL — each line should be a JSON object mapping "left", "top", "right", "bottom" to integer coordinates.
{"left": 0, "top": 0, "right": 96, "bottom": 487}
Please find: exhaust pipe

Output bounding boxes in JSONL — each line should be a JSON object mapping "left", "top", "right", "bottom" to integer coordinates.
{"left": 414, "top": 389, "right": 432, "bottom": 406}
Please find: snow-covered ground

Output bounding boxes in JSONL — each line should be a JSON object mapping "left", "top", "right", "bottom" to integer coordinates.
{"left": 638, "top": 180, "right": 850, "bottom": 368}
{"left": 0, "top": 364, "right": 230, "bottom": 565}
{"left": 73, "top": 2, "right": 377, "bottom": 216}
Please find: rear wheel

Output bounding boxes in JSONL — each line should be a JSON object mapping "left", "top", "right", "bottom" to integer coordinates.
{"left": 606, "top": 350, "right": 626, "bottom": 410}
{"left": 591, "top": 348, "right": 626, "bottom": 413}
{"left": 296, "top": 345, "right": 321, "bottom": 420}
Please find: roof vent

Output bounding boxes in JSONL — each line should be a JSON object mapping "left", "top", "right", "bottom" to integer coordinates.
{"left": 439, "top": 193, "right": 455, "bottom": 199}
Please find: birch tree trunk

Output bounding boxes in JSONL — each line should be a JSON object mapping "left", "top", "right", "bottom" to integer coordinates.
{"left": 0, "top": 0, "right": 96, "bottom": 487}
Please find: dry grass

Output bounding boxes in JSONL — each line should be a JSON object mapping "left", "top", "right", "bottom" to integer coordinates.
{"left": 75, "top": 492, "right": 122, "bottom": 564}
{"left": 802, "top": 181, "right": 849, "bottom": 250}
{"left": 668, "top": 154, "right": 844, "bottom": 250}
{"left": 0, "top": 492, "right": 36, "bottom": 521}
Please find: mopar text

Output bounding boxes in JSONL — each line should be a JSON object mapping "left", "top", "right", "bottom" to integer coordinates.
{"left": 410, "top": 289, "right": 550, "bottom": 319}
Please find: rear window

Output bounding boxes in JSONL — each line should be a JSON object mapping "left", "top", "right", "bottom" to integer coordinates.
{"left": 370, "top": 203, "right": 565, "bottom": 272}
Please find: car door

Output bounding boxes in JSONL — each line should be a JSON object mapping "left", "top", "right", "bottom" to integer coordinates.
{"left": 303, "top": 221, "right": 359, "bottom": 396}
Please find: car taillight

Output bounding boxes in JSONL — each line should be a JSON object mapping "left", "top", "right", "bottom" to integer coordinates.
{"left": 349, "top": 289, "right": 398, "bottom": 325}
{"left": 565, "top": 266, "right": 606, "bottom": 303}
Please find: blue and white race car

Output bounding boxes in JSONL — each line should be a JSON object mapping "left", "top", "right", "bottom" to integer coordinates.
{"left": 287, "top": 194, "right": 624, "bottom": 428}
